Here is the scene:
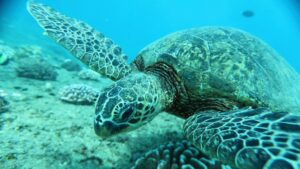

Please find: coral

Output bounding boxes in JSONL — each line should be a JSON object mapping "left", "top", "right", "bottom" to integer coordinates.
{"left": 78, "top": 69, "right": 102, "bottom": 81}
{"left": 58, "top": 84, "right": 99, "bottom": 105}
{"left": 15, "top": 58, "right": 58, "bottom": 80}
{"left": 60, "top": 59, "right": 81, "bottom": 71}
{"left": 0, "top": 96, "right": 9, "bottom": 113}
{"left": 14, "top": 45, "right": 42, "bottom": 59}
{"left": 132, "top": 140, "right": 230, "bottom": 169}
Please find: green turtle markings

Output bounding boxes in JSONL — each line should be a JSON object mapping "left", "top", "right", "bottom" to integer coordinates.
{"left": 28, "top": 2, "right": 300, "bottom": 169}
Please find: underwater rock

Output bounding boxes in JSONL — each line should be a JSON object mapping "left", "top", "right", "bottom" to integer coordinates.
{"left": 14, "top": 45, "right": 42, "bottom": 59}
{"left": 10, "top": 92, "right": 27, "bottom": 102}
{"left": 44, "top": 82, "right": 54, "bottom": 92}
{"left": 0, "top": 95, "right": 9, "bottom": 113}
{"left": 15, "top": 58, "right": 58, "bottom": 80}
{"left": 78, "top": 69, "right": 102, "bottom": 81}
{"left": 60, "top": 59, "right": 82, "bottom": 71}
{"left": 0, "top": 43, "right": 15, "bottom": 65}
{"left": 0, "top": 52, "right": 9, "bottom": 65}
{"left": 132, "top": 140, "right": 230, "bottom": 169}
{"left": 58, "top": 84, "right": 99, "bottom": 105}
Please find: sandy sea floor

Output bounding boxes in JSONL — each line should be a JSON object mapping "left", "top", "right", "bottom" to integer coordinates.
{"left": 0, "top": 43, "right": 184, "bottom": 169}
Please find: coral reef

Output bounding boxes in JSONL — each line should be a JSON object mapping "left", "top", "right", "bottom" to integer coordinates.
{"left": 132, "top": 140, "right": 230, "bottom": 169}
{"left": 0, "top": 95, "right": 9, "bottom": 113}
{"left": 78, "top": 69, "right": 102, "bottom": 81}
{"left": 60, "top": 59, "right": 82, "bottom": 72}
{"left": 58, "top": 84, "right": 99, "bottom": 105}
{"left": 15, "top": 58, "right": 58, "bottom": 80}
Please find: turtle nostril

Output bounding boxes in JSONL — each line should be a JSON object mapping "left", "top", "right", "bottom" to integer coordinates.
{"left": 95, "top": 115, "right": 103, "bottom": 123}
{"left": 122, "top": 107, "right": 133, "bottom": 120}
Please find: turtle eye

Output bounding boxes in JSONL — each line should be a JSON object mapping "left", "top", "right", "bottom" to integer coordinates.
{"left": 121, "top": 107, "right": 134, "bottom": 120}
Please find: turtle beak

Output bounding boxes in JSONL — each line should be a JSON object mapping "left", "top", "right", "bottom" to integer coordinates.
{"left": 94, "top": 120, "right": 129, "bottom": 138}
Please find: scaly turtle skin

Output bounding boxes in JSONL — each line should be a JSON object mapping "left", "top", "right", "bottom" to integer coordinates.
{"left": 28, "top": 2, "right": 300, "bottom": 169}
{"left": 184, "top": 107, "right": 300, "bottom": 169}
{"left": 135, "top": 27, "right": 300, "bottom": 116}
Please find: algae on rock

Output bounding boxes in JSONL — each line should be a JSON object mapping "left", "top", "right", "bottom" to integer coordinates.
{"left": 15, "top": 58, "right": 58, "bottom": 80}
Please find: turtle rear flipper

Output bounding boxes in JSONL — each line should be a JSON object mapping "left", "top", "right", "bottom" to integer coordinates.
{"left": 184, "top": 107, "right": 300, "bottom": 169}
{"left": 27, "top": 1, "right": 131, "bottom": 80}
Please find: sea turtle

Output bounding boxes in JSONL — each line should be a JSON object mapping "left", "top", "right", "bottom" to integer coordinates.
{"left": 28, "top": 2, "right": 300, "bottom": 169}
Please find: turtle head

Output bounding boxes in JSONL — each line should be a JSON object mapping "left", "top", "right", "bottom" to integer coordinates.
{"left": 94, "top": 72, "right": 165, "bottom": 138}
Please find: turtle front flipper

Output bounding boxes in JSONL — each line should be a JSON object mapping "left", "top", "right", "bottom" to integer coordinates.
{"left": 184, "top": 107, "right": 300, "bottom": 169}
{"left": 27, "top": 1, "right": 131, "bottom": 80}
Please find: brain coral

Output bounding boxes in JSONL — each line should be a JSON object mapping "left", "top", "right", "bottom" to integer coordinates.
{"left": 58, "top": 84, "right": 99, "bottom": 105}
{"left": 132, "top": 140, "right": 230, "bottom": 169}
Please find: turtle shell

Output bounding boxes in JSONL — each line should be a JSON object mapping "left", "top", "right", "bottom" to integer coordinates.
{"left": 134, "top": 27, "right": 300, "bottom": 116}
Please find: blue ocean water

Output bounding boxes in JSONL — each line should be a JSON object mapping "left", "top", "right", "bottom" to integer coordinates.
{"left": 1, "top": 0, "right": 300, "bottom": 72}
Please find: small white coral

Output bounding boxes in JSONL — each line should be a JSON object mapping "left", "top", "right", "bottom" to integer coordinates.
{"left": 58, "top": 84, "right": 99, "bottom": 105}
